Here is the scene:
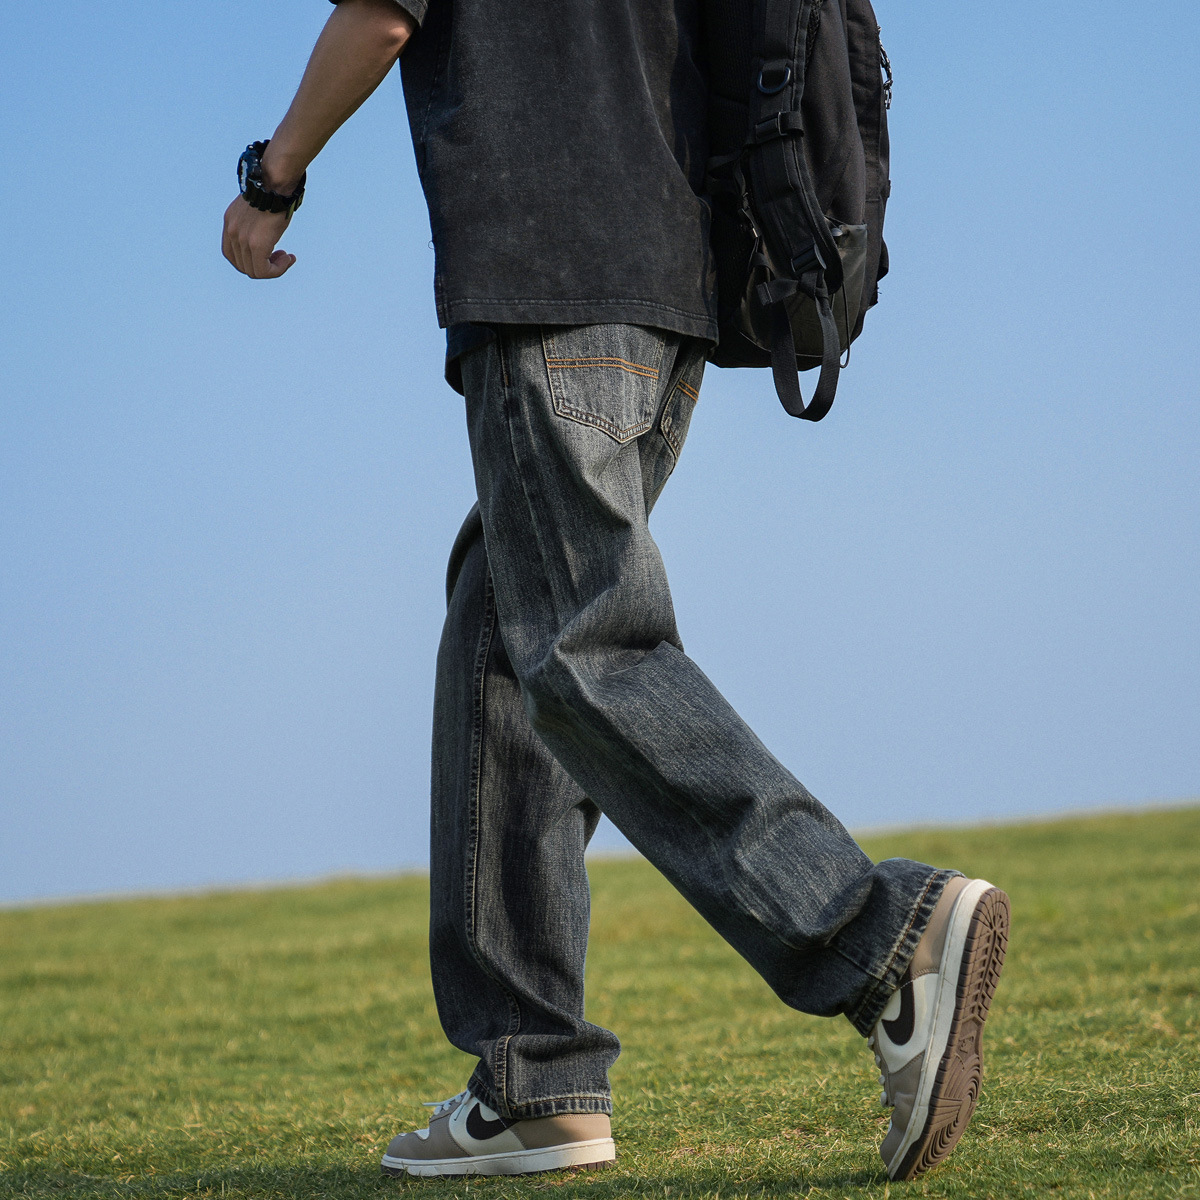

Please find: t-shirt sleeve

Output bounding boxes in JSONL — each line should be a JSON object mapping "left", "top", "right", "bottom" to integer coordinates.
{"left": 328, "top": 0, "right": 427, "bottom": 27}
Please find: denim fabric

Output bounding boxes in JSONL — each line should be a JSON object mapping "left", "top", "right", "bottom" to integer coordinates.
{"left": 430, "top": 324, "right": 955, "bottom": 1119}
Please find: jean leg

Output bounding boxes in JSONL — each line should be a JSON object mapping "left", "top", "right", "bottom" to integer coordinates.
{"left": 429, "top": 504, "right": 620, "bottom": 1119}
{"left": 461, "top": 325, "right": 956, "bottom": 1038}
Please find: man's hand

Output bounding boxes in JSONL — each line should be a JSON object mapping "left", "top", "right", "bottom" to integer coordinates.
{"left": 222, "top": 198, "right": 296, "bottom": 279}
{"left": 220, "top": 0, "right": 415, "bottom": 280}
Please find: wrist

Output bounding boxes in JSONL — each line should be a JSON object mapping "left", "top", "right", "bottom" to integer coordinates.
{"left": 237, "top": 140, "right": 306, "bottom": 217}
{"left": 260, "top": 143, "right": 307, "bottom": 196}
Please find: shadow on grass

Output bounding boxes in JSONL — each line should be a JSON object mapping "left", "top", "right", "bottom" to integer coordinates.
{"left": 1, "top": 1162, "right": 890, "bottom": 1199}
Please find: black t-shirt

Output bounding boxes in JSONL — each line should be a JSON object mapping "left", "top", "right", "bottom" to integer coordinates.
{"left": 331, "top": 0, "right": 717, "bottom": 384}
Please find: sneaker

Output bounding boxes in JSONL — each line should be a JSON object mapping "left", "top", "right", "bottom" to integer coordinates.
{"left": 868, "top": 876, "right": 1010, "bottom": 1181}
{"left": 380, "top": 1089, "right": 616, "bottom": 1178}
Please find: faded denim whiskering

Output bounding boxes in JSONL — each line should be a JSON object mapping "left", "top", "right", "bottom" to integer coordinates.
{"left": 429, "top": 324, "right": 955, "bottom": 1119}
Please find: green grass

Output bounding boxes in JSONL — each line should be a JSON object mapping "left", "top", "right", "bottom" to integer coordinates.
{"left": 2, "top": 807, "right": 1198, "bottom": 1199}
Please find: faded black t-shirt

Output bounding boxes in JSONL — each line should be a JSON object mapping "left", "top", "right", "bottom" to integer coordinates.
{"left": 331, "top": 0, "right": 716, "bottom": 387}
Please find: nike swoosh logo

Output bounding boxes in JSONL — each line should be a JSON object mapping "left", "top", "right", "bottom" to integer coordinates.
{"left": 881, "top": 974, "right": 916, "bottom": 1045}
{"left": 465, "top": 1102, "right": 517, "bottom": 1142}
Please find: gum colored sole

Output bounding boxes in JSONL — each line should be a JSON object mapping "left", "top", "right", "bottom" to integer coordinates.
{"left": 894, "top": 886, "right": 1010, "bottom": 1181}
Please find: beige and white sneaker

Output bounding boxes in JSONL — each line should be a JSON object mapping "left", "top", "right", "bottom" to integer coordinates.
{"left": 381, "top": 1090, "right": 616, "bottom": 1178}
{"left": 868, "top": 876, "right": 1010, "bottom": 1181}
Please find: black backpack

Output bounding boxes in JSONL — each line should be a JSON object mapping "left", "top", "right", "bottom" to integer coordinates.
{"left": 705, "top": 0, "right": 892, "bottom": 421}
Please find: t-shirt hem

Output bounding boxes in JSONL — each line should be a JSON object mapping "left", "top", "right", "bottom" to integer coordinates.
{"left": 439, "top": 298, "right": 718, "bottom": 344}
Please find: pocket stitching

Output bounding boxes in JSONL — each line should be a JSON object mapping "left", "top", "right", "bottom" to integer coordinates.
{"left": 553, "top": 402, "right": 655, "bottom": 442}
{"left": 546, "top": 356, "right": 660, "bottom": 381}
{"left": 542, "top": 329, "right": 666, "bottom": 444}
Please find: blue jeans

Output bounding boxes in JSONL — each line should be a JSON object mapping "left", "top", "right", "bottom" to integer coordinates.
{"left": 430, "top": 325, "right": 954, "bottom": 1119}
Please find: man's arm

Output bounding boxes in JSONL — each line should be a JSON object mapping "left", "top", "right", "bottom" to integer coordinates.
{"left": 222, "top": 0, "right": 416, "bottom": 279}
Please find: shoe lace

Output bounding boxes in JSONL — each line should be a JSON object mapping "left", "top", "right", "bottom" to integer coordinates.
{"left": 866, "top": 1031, "right": 893, "bottom": 1108}
{"left": 422, "top": 1089, "right": 468, "bottom": 1119}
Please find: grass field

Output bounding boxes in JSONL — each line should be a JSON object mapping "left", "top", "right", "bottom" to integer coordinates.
{"left": 2, "top": 807, "right": 1198, "bottom": 1199}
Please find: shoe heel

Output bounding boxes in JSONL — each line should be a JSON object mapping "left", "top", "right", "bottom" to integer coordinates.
{"left": 894, "top": 886, "right": 1010, "bottom": 1180}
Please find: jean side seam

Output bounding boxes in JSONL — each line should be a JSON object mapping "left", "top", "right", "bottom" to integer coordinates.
{"left": 463, "top": 565, "right": 522, "bottom": 1100}
{"left": 659, "top": 357, "right": 703, "bottom": 460}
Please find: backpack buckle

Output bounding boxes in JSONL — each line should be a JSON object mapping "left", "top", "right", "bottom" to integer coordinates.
{"left": 791, "top": 240, "right": 827, "bottom": 278}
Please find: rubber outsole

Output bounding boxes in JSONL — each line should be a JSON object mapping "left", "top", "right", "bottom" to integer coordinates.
{"left": 381, "top": 1138, "right": 616, "bottom": 1178}
{"left": 891, "top": 885, "right": 1010, "bottom": 1181}
{"left": 382, "top": 1159, "right": 612, "bottom": 1180}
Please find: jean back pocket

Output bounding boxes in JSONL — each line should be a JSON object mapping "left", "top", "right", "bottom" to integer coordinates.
{"left": 541, "top": 325, "right": 667, "bottom": 444}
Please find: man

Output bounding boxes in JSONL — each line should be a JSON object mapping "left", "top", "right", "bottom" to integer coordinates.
{"left": 222, "top": 0, "right": 1009, "bottom": 1182}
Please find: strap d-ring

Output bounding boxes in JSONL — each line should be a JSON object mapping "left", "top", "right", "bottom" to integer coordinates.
{"left": 756, "top": 63, "right": 792, "bottom": 95}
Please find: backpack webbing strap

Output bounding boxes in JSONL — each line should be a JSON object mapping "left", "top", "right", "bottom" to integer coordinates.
{"left": 761, "top": 279, "right": 840, "bottom": 421}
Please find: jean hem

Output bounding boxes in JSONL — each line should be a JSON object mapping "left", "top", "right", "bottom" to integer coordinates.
{"left": 843, "top": 868, "right": 961, "bottom": 1036}
{"left": 468, "top": 1068, "right": 613, "bottom": 1118}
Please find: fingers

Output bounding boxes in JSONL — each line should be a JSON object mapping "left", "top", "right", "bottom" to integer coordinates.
{"left": 264, "top": 249, "right": 298, "bottom": 278}
{"left": 246, "top": 229, "right": 289, "bottom": 278}
{"left": 221, "top": 196, "right": 294, "bottom": 279}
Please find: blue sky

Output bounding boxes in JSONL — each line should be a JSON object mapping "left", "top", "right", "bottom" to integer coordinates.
{"left": 2, "top": 1, "right": 1197, "bottom": 904}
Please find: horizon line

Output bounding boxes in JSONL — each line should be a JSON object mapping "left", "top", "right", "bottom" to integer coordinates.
{"left": 2, "top": 795, "right": 1196, "bottom": 913}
